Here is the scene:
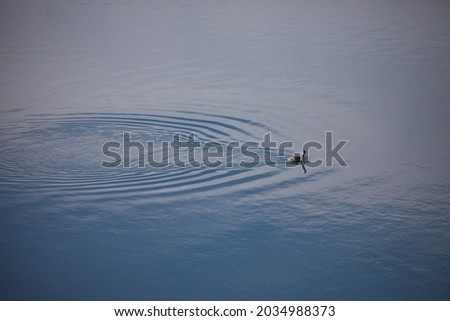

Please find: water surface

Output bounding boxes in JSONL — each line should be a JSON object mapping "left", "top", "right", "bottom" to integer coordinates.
{"left": 1, "top": 0, "right": 450, "bottom": 300}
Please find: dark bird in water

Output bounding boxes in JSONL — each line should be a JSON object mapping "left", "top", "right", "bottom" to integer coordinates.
{"left": 287, "top": 154, "right": 301, "bottom": 163}
{"left": 287, "top": 150, "right": 307, "bottom": 173}
{"left": 287, "top": 150, "right": 305, "bottom": 163}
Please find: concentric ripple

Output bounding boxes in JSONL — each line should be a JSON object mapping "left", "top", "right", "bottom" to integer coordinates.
{"left": 0, "top": 112, "right": 325, "bottom": 203}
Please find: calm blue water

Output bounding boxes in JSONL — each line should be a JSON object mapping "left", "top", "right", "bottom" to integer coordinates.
{"left": 1, "top": 0, "right": 450, "bottom": 300}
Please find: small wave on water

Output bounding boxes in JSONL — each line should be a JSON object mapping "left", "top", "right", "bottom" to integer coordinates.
{"left": 0, "top": 111, "right": 332, "bottom": 204}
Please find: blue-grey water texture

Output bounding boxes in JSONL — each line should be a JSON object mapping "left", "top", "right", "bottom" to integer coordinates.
{"left": 1, "top": 0, "right": 450, "bottom": 300}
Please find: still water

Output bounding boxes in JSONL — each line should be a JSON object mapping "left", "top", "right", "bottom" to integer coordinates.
{"left": 1, "top": 0, "right": 450, "bottom": 300}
